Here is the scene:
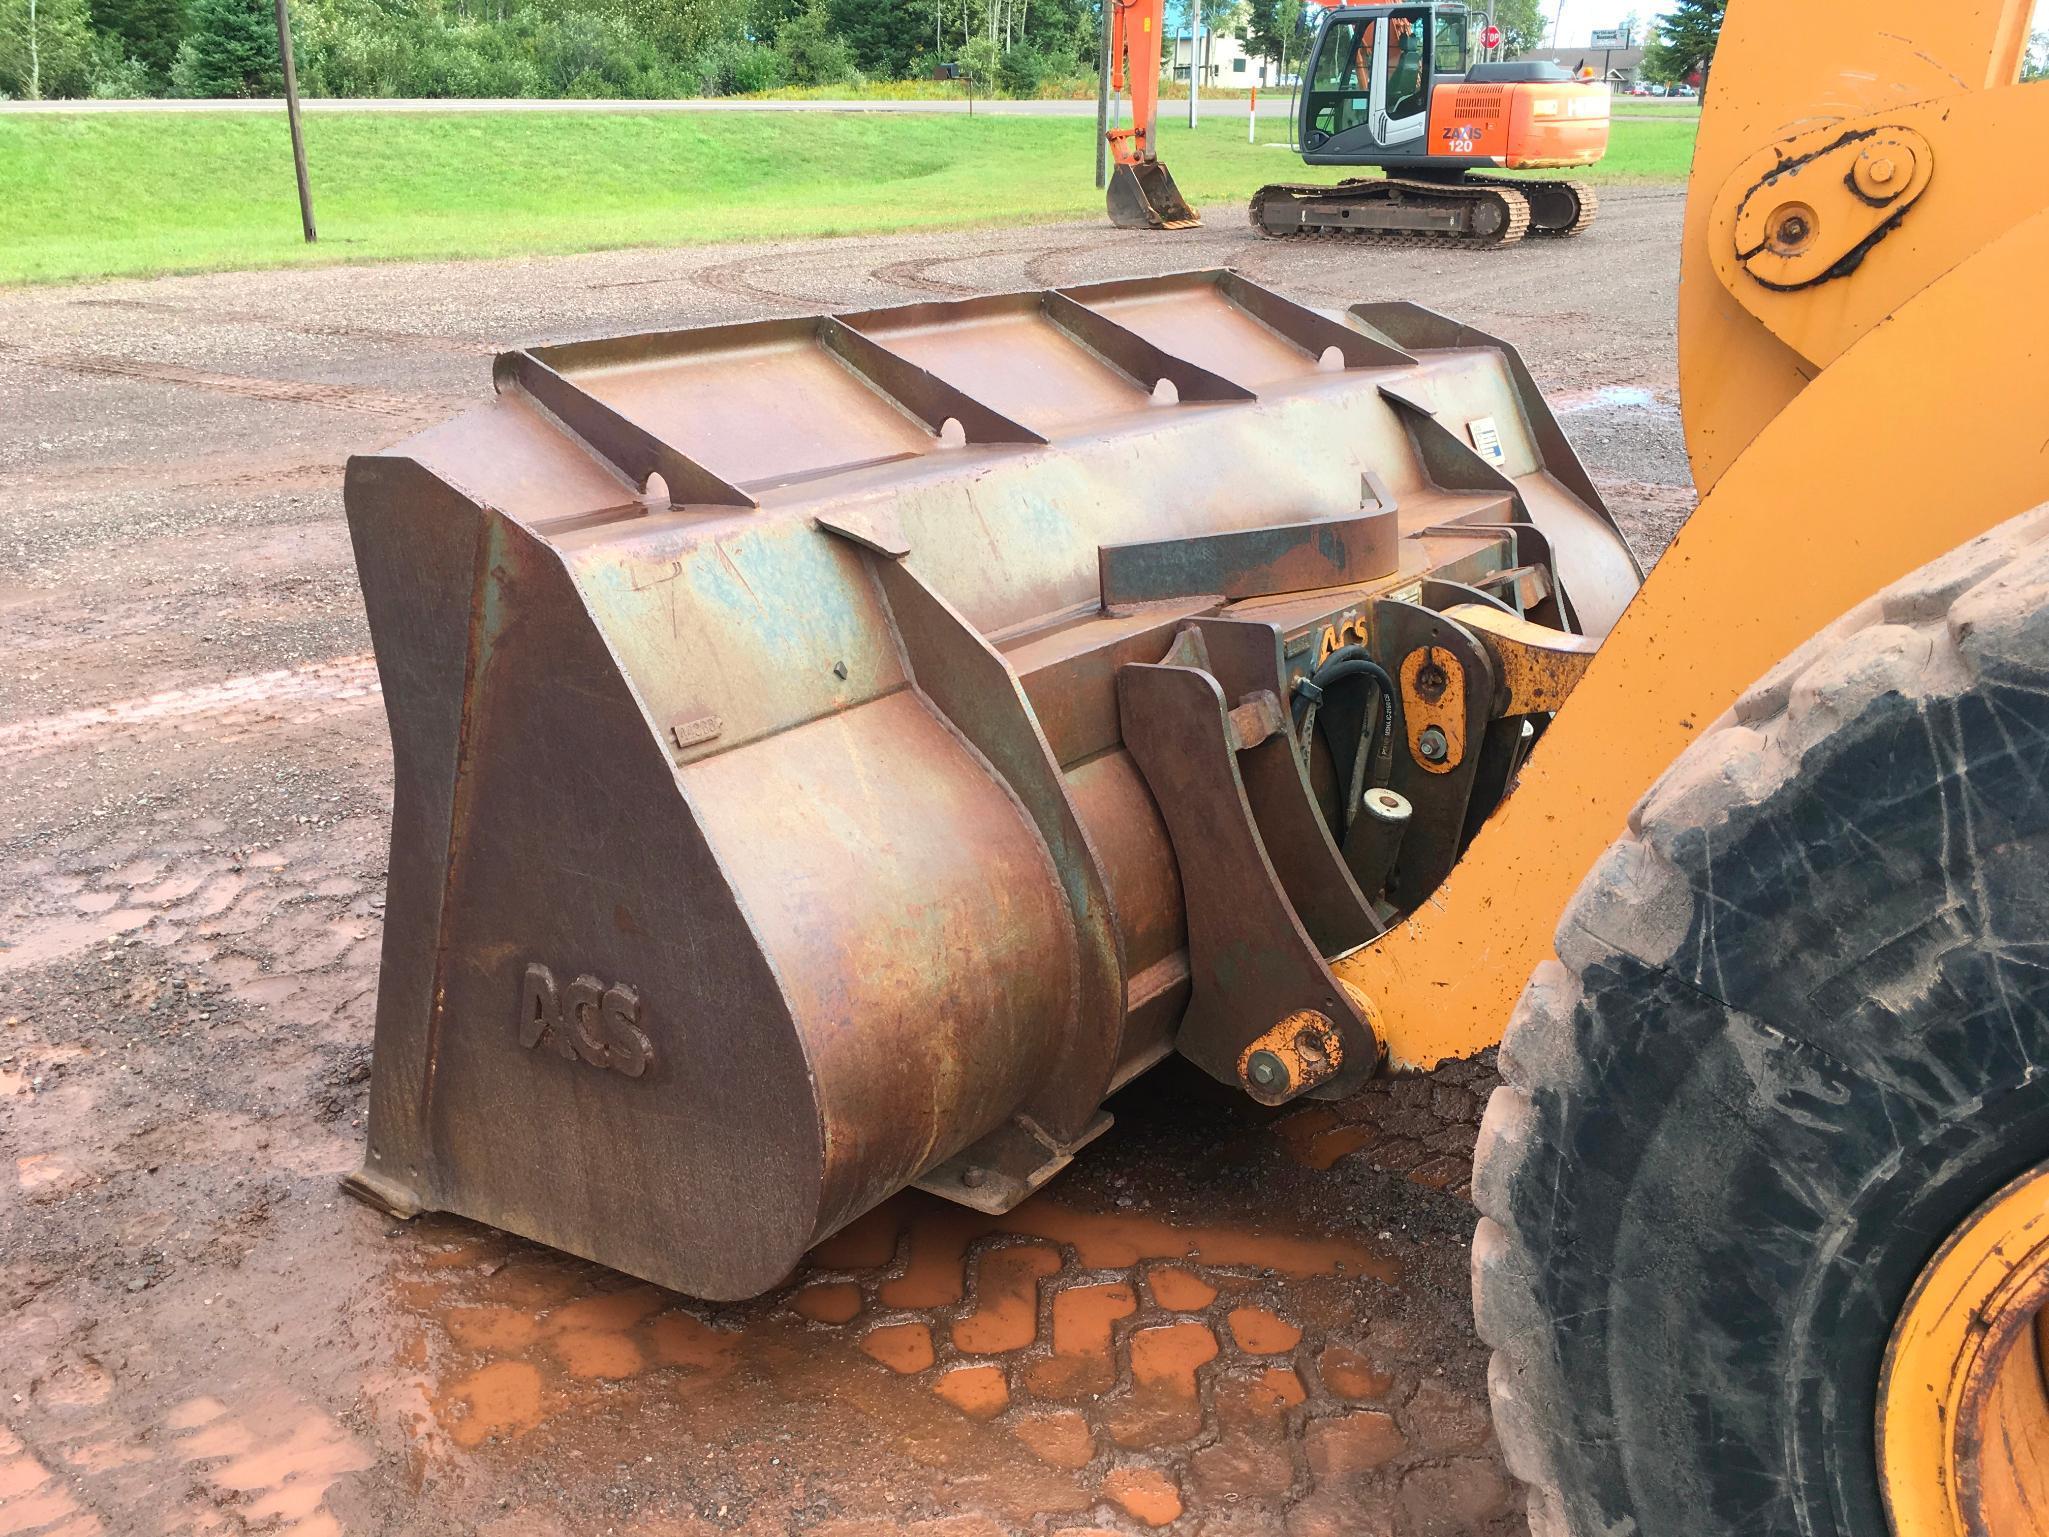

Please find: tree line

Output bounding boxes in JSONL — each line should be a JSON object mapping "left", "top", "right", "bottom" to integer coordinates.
{"left": 0, "top": 0, "right": 1114, "bottom": 100}
{"left": 1, "top": 0, "right": 1746, "bottom": 104}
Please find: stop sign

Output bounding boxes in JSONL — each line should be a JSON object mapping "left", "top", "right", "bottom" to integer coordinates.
{"left": 1480, "top": 22, "right": 1502, "bottom": 48}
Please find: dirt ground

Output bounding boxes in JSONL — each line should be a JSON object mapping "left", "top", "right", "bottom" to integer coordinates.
{"left": 0, "top": 194, "right": 1694, "bottom": 1537}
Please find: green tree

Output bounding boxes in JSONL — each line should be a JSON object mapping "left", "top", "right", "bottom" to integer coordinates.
{"left": 0, "top": 0, "right": 96, "bottom": 97}
{"left": 89, "top": 0, "right": 185, "bottom": 77}
{"left": 2024, "top": 28, "right": 2046, "bottom": 82}
{"left": 1237, "top": 0, "right": 1314, "bottom": 78}
{"left": 172, "top": 0, "right": 285, "bottom": 95}
{"left": 86, "top": 28, "right": 155, "bottom": 92}
{"left": 609, "top": 0, "right": 755, "bottom": 59}
{"left": 773, "top": 0, "right": 857, "bottom": 81}
{"left": 1642, "top": 0, "right": 1723, "bottom": 90}
{"left": 1015, "top": 0, "right": 1091, "bottom": 70}
{"left": 1164, "top": 0, "right": 1236, "bottom": 36}
{"left": 825, "top": 0, "right": 931, "bottom": 77}
{"left": 958, "top": 29, "right": 995, "bottom": 79}
{"left": 1493, "top": 0, "right": 1545, "bottom": 57}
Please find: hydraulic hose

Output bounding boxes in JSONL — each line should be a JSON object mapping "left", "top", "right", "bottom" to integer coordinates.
{"left": 1292, "top": 646, "right": 1397, "bottom": 837}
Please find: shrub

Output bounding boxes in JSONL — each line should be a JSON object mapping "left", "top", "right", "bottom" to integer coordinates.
{"left": 995, "top": 43, "right": 1052, "bottom": 96}
{"left": 693, "top": 34, "right": 784, "bottom": 94}
{"left": 774, "top": 2, "right": 859, "bottom": 86}
{"left": 292, "top": 0, "right": 408, "bottom": 97}
{"left": 957, "top": 34, "right": 998, "bottom": 88}
{"left": 87, "top": 37, "right": 154, "bottom": 96}
{"left": 534, "top": 10, "right": 640, "bottom": 95}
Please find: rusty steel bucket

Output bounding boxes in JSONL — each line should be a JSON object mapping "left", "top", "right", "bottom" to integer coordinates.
{"left": 342, "top": 270, "right": 1638, "bottom": 1299}
{"left": 1107, "top": 159, "right": 1201, "bottom": 230}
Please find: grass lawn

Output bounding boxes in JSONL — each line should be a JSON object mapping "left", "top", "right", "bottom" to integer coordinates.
{"left": 1610, "top": 97, "right": 1701, "bottom": 115}
{"left": 0, "top": 110, "right": 1693, "bottom": 286}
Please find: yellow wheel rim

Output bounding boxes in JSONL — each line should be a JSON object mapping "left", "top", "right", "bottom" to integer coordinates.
{"left": 1880, "top": 1162, "right": 2049, "bottom": 1536}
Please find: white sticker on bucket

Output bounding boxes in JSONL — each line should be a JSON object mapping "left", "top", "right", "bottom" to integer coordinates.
{"left": 1467, "top": 416, "right": 1506, "bottom": 465}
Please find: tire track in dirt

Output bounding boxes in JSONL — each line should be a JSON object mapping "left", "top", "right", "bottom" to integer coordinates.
{"left": 686, "top": 254, "right": 845, "bottom": 308}
{"left": 0, "top": 654, "right": 380, "bottom": 765}
{"left": 1017, "top": 232, "right": 1191, "bottom": 289}
{"left": 66, "top": 296, "right": 493, "bottom": 356}
{"left": 0, "top": 458, "right": 339, "bottom": 501}
{"left": 869, "top": 243, "right": 1077, "bottom": 297}
{"left": 861, "top": 230, "right": 1255, "bottom": 299}
{"left": 0, "top": 347, "right": 455, "bottom": 423}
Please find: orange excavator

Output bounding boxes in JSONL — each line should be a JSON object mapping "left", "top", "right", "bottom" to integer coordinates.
{"left": 1108, "top": 1, "right": 1609, "bottom": 243}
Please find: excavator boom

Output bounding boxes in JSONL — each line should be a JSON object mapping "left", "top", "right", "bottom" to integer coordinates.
{"left": 1103, "top": 0, "right": 1200, "bottom": 227}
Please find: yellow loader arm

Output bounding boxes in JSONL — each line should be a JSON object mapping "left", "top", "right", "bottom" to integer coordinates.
{"left": 1330, "top": 0, "right": 2049, "bottom": 1068}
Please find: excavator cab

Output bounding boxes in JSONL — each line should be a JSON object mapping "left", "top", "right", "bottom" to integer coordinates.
{"left": 1299, "top": 4, "right": 1463, "bottom": 161}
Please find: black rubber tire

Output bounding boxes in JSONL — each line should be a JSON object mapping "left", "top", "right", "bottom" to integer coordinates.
{"left": 1472, "top": 506, "right": 2049, "bottom": 1537}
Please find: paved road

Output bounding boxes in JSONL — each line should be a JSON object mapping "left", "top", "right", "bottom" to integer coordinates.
{"left": 0, "top": 93, "right": 1695, "bottom": 120}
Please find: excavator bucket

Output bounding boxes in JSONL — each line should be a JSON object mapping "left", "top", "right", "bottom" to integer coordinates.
{"left": 341, "top": 269, "right": 1638, "bottom": 1301}
{"left": 1107, "top": 159, "right": 1201, "bottom": 229}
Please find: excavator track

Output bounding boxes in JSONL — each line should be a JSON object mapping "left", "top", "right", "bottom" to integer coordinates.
{"left": 1467, "top": 174, "right": 1598, "bottom": 237}
{"left": 1248, "top": 175, "right": 1533, "bottom": 247}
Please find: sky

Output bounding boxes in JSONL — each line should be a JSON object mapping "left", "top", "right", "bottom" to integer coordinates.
{"left": 1541, "top": 0, "right": 2048, "bottom": 51}
{"left": 1526, "top": 1, "right": 1660, "bottom": 50}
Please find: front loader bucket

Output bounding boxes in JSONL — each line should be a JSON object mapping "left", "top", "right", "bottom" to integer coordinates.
{"left": 1108, "top": 159, "right": 1201, "bottom": 229}
{"left": 342, "top": 271, "right": 1639, "bottom": 1301}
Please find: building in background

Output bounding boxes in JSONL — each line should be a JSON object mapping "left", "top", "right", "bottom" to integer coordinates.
{"left": 1169, "top": 27, "right": 1260, "bottom": 85}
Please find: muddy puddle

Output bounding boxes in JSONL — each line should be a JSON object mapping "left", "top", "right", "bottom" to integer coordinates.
{"left": 382, "top": 1184, "right": 1427, "bottom": 1531}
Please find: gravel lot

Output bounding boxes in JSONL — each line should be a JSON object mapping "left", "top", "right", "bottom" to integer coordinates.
{"left": 0, "top": 194, "right": 1692, "bottom": 1537}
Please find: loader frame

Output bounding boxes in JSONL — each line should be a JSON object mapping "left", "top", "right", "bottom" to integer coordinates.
{"left": 1329, "top": 1, "right": 2049, "bottom": 1069}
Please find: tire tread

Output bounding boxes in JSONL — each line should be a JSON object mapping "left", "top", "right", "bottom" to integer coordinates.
{"left": 1473, "top": 506, "right": 2049, "bottom": 1535}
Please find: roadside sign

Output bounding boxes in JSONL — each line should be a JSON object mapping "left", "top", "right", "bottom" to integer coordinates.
{"left": 1480, "top": 22, "right": 1501, "bottom": 48}
{"left": 1589, "top": 26, "right": 1631, "bottom": 47}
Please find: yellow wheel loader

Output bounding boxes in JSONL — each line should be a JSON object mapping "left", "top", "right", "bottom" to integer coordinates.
{"left": 341, "top": 3, "right": 2049, "bottom": 1532}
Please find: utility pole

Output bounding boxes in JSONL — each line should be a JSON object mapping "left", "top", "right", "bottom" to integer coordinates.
{"left": 1095, "top": 0, "right": 1111, "bottom": 189}
{"left": 1549, "top": 0, "right": 1565, "bottom": 48}
{"left": 1187, "top": 13, "right": 1199, "bottom": 127}
{"left": 273, "top": 0, "right": 316, "bottom": 243}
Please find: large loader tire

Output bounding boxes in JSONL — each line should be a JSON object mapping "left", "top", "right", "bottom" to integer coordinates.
{"left": 1472, "top": 506, "right": 2049, "bottom": 1537}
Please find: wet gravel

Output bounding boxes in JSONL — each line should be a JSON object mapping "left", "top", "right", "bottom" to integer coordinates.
{"left": 0, "top": 197, "right": 1693, "bottom": 1537}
